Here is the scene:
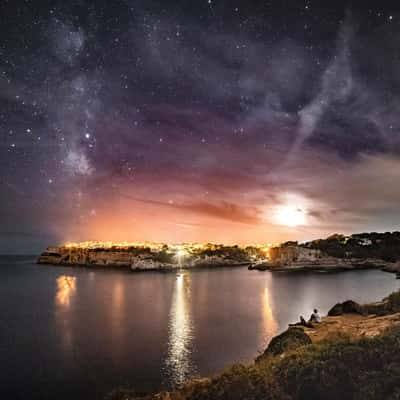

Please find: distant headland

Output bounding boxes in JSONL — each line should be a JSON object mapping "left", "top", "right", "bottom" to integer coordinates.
{"left": 37, "top": 231, "right": 400, "bottom": 274}
{"left": 37, "top": 241, "right": 271, "bottom": 270}
{"left": 251, "top": 231, "right": 400, "bottom": 275}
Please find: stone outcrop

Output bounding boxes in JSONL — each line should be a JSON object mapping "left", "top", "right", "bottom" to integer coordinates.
{"left": 268, "top": 245, "right": 323, "bottom": 264}
{"left": 248, "top": 231, "right": 400, "bottom": 273}
{"left": 256, "top": 327, "right": 312, "bottom": 360}
{"left": 304, "top": 311, "right": 400, "bottom": 343}
{"left": 251, "top": 243, "right": 399, "bottom": 273}
{"left": 327, "top": 300, "right": 367, "bottom": 316}
{"left": 382, "top": 261, "right": 400, "bottom": 273}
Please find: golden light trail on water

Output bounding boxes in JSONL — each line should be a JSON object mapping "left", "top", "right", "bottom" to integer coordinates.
{"left": 165, "top": 272, "right": 195, "bottom": 387}
{"left": 55, "top": 275, "right": 77, "bottom": 355}
{"left": 261, "top": 287, "right": 278, "bottom": 347}
{"left": 56, "top": 275, "right": 76, "bottom": 307}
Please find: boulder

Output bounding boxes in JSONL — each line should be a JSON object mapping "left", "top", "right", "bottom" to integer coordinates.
{"left": 342, "top": 300, "right": 365, "bottom": 314}
{"left": 328, "top": 300, "right": 366, "bottom": 316}
{"left": 328, "top": 303, "right": 343, "bottom": 316}
{"left": 257, "top": 327, "right": 312, "bottom": 360}
{"left": 364, "top": 302, "right": 388, "bottom": 316}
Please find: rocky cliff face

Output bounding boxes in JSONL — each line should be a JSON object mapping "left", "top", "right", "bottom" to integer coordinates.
{"left": 264, "top": 244, "right": 396, "bottom": 271}
{"left": 269, "top": 245, "right": 324, "bottom": 264}
{"left": 256, "top": 231, "right": 400, "bottom": 272}
{"left": 37, "top": 244, "right": 262, "bottom": 271}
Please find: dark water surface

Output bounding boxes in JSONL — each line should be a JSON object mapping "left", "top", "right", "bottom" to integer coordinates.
{"left": 1, "top": 256, "right": 399, "bottom": 399}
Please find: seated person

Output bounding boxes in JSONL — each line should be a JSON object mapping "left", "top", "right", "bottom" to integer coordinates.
{"left": 309, "top": 309, "right": 321, "bottom": 323}
{"left": 289, "top": 315, "right": 313, "bottom": 328}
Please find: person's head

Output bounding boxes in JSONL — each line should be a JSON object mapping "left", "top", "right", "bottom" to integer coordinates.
{"left": 314, "top": 309, "right": 318, "bottom": 313}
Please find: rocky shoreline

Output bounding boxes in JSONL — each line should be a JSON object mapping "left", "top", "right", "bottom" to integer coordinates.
{"left": 249, "top": 258, "right": 400, "bottom": 274}
{"left": 249, "top": 244, "right": 400, "bottom": 276}
{"left": 38, "top": 232, "right": 400, "bottom": 275}
{"left": 249, "top": 231, "right": 400, "bottom": 276}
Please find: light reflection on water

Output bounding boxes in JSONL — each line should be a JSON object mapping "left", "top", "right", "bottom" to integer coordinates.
{"left": 56, "top": 275, "right": 76, "bottom": 308}
{"left": 261, "top": 287, "right": 278, "bottom": 347}
{"left": 164, "top": 272, "right": 196, "bottom": 387}
{"left": 55, "top": 275, "right": 77, "bottom": 353}
{"left": 110, "top": 278, "right": 126, "bottom": 359}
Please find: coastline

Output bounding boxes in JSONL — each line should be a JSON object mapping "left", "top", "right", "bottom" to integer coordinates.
{"left": 37, "top": 232, "right": 400, "bottom": 275}
{"left": 37, "top": 247, "right": 400, "bottom": 275}
{"left": 249, "top": 259, "right": 400, "bottom": 275}
{"left": 38, "top": 256, "right": 400, "bottom": 276}
{"left": 37, "top": 258, "right": 252, "bottom": 272}
{"left": 36, "top": 244, "right": 261, "bottom": 272}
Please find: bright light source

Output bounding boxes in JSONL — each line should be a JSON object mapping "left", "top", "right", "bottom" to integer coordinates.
{"left": 275, "top": 205, "right": 306, "bottom": 227}
{"left": 268, "top": 193, "right": 309, "bottom": 227}
{"left": 176, "top": 249, "right": 186, "bottom": 257}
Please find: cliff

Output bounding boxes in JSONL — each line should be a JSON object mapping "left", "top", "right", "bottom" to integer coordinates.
{"left": 111, "top": 291, "right": 400, "bottom": 400}
{"left": 250, "top": 231, "right": 400, "bottom": 273}
{"left": 37, "top": 242, "right": 269, "bottom": 271}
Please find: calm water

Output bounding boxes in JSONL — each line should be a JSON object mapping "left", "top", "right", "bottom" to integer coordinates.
{"left": 1, "top": 256, "right": 399, "bottom": 399}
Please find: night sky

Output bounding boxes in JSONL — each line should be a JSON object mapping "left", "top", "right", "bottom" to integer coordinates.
{"left": 2, "top": 0, "right": 400, "bottom": 253}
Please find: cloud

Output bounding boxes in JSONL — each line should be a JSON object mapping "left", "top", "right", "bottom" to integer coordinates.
{"left": 180, "top": 201, "right": 261, "bottom": 224}
{"left": 290, "top": 16, "right": 354, "bottom": 161}
{"left": 117, "top": 191, "right": 261, "bottom": 225}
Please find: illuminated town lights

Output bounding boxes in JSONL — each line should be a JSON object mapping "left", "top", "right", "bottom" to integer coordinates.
{"left": 176, "top": 249, "right": 187, "bottom": 258}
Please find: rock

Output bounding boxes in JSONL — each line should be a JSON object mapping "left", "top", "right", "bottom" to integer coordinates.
{"left": 328, "top": 303, "right": 343, "bottom": 316}
{"left": 384, "top": 290, "right": 400, "bottom": 312}
{"left": 257, "top": 327, "right": 312, "bottom": 360}
{"left": 248, "top": 263, "right": 269, "bottom": 271}
{"left": 328, "top": 300, "right": 366, "bottom": 316}
{"left": 342, "top": 300, "right": 366, "bottom": 314}
{"left": 383, "top": 261, "right": 400, "bottom": 273}
{"left": 364, "top": 302, "right": 389, "bottom": 316}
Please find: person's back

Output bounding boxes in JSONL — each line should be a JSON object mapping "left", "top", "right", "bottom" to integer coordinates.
{"left": 310, "top": 309, "right": 321, "bottom": 323}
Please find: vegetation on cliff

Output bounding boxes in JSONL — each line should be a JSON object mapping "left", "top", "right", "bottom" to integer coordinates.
{"left": 301, "top": 231, "right": 400, "bottom": 262}
{"left": 38, "top": 242, "right": 270, "bottom": 269}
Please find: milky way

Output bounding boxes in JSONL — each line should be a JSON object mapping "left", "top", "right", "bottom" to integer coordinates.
{"left": 2, "top": 1, "right": 400, "bottom": 253}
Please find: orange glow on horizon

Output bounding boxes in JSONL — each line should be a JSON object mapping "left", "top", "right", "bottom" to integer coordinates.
{"left": 61, "top": 240, "right": 276, "bottom": 251}
{"left": 59, "top": 197, "right": 320, "bottom": 247}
